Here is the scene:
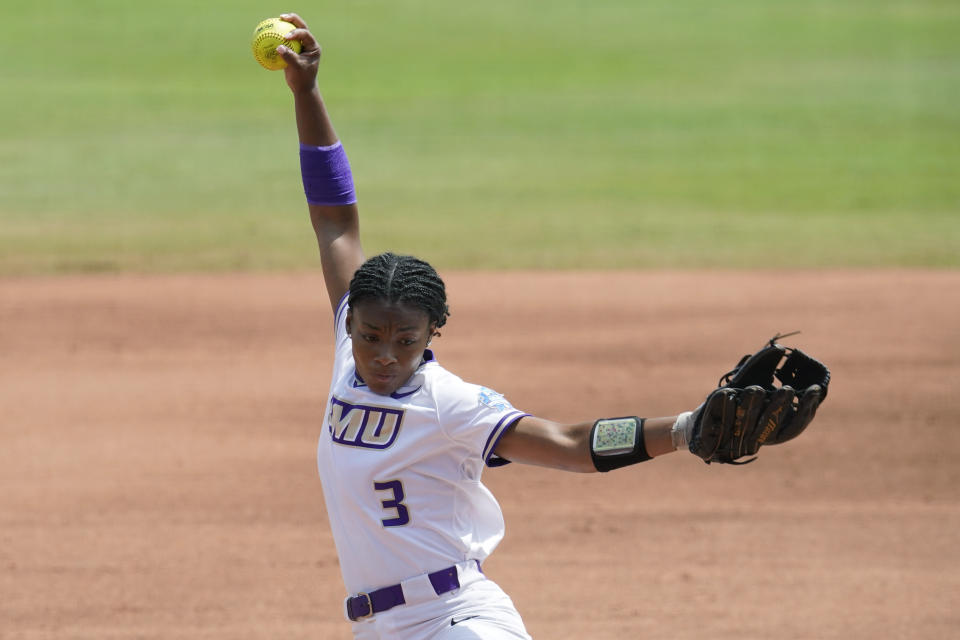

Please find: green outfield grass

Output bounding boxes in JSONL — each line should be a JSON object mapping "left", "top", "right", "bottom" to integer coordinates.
{"left": 1, "top": 0, "right": 957, "bottom": 273}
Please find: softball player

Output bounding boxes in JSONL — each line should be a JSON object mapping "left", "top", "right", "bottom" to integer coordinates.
{"left": 276, "top": 14, "right": 698, "bottom": 639}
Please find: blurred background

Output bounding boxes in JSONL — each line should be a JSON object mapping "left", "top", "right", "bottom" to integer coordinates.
{"left": 1, "top": 0, "right": 957, "bottom": 274}
{"left": 3, "top": 3, "right": 959, "bottom": 639}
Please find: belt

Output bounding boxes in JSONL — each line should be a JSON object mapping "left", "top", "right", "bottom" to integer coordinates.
{"left": 345, "top": 561, "right": 481, "bottom": 621}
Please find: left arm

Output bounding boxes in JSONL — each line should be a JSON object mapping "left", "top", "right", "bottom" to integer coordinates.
{"left": 494, "top": 414, "right": 684, "bottom": 473}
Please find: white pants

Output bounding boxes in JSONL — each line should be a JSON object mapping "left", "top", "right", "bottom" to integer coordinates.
{"left": 349, "top": 561, "right": 532, "bottom": 640}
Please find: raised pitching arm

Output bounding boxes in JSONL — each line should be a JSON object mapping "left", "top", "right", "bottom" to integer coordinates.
{"left": 278, "top": 13, "right": 364, "bottom": 313}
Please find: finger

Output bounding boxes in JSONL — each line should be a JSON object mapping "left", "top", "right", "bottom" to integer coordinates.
{"left": 276, "top": 44, "right": 298, "bottom": 65}
{"left": 757, "top": 386, "right": 796, "bottom": 445}
{"left": 279, "top": 12, "right": 308, "bottom": 29}
{"left": 284, "top": 27, "right": 320, "bottom": 53}
{"left": 736, "top": 386, "right": 767, "bottom": 457}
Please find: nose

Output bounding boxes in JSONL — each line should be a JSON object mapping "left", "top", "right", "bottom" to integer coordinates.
{"left": 373, "top": 343, "right": 397, "bottom": 366}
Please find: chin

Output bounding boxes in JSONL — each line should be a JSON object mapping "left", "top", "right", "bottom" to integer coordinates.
{"left": 358, "top": 363, "right": 416, "bottom": 396}
{"left": 367, "top": 383, "right": 395, "bottom": 396}
{"left": 364, "top": 372, "right": 402, "bottom": 396}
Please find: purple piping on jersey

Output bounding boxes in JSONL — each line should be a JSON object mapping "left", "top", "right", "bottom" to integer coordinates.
{"left": 482, "top": 411, "right": 529, "bottom": 467}
{"left": 390, "top": 386, "right": 421, "bottom": 399}
{"left": 349, "top": 373, "right": 423, "bottom": 400}
{"left": 335, "top": 292, "right": 349, "bottom": 333}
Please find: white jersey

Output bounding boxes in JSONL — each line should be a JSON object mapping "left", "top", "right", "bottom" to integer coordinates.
{"left": 317, "top": 295, "right": 528, "bottom": 595}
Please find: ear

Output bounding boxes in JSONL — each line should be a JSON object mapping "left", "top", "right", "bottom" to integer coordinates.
{"left": 345, "top": 309, "right": 353, "bottom": 336}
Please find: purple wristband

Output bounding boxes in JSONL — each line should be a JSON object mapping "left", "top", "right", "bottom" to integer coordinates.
{"left": 299, "top": 141, "right": 358, "bottom": 206}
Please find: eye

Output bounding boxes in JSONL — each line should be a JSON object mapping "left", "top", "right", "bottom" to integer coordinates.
{"left": 399, "top": 338, "right": 417, "bottom": 346}
{"left": 361, "top": 333, "right": 378, "bottom": 343}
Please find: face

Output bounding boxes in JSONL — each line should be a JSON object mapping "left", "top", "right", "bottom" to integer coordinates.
{"left": 346, "top": 299, "right": 435, "bottom": 396}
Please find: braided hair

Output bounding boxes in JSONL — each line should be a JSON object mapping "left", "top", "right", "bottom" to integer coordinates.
{"left": 348, "top": 253, "right": 450, "bottom": 329}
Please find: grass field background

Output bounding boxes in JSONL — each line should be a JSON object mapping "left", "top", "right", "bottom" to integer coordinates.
{"left": 1, "top": 0, "right": 957, "bottom": 273}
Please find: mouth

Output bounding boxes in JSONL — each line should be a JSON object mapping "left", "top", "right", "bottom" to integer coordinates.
{"left": 360, "top": 363, "right": 407, "bottom": 394}
{"left": 368, "top": 369, "right": 396, "bottom": 386}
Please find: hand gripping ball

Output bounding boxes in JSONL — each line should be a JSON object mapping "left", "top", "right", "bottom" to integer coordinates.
{"left": 251, "top": 18, "right": 301, "bottom": 70}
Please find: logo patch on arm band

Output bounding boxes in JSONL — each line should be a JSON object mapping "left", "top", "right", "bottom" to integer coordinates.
{"left": 589, "top": 416, "right": 651, "bottom": 472}
{"left": 592, "top": 418, "right": 639, "bottom": 456}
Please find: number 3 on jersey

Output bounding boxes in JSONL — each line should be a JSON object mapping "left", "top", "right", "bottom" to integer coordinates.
{"left": 374, "top": 480, "right": 410, "bottom": 527}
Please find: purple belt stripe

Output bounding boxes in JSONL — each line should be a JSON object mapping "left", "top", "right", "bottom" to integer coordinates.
{"left": 345, "top": 561, "right": 480, "bottom": 621}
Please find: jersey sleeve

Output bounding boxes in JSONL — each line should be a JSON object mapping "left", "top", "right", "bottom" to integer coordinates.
{"left": 329, "top": 292, "right": 353, "bottom": 372}
{"left": 333, "top": 292, "right": 350, "bottom": 342}
{"left": 434, "top": 379, "right": 529, "bottom": 467}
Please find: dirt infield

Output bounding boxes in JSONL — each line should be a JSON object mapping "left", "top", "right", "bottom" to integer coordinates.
{"left": 1, "top": 270, "right": 958, "bottom": 639}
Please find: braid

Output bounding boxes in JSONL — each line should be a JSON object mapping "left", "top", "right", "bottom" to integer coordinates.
{"left": 348, "top": 253, "right": 450, "bottom": 329}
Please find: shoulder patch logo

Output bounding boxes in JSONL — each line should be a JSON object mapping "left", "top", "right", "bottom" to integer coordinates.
{"left": 478, "top": 387, "right": 512, "bottom": 412}
{"left": 328, "top": 397, "right": 403, "bottom": 449}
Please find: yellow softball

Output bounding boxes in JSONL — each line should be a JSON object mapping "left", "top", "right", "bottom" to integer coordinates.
{"left": 251, "top": 18, "right": 302, "bottom": 70}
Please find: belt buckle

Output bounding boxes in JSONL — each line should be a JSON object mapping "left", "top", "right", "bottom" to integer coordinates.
{"left": 346, "top": 592, "right": 373, "bottom": 621}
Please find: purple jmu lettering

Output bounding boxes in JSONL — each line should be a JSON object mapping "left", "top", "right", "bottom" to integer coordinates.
{"left": 328, "top": 397, "right": 404, "bottom": 449}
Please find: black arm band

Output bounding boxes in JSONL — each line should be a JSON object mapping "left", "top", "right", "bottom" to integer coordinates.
{"left": 589, "top": 416, "right": 652, "bottom": 472}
